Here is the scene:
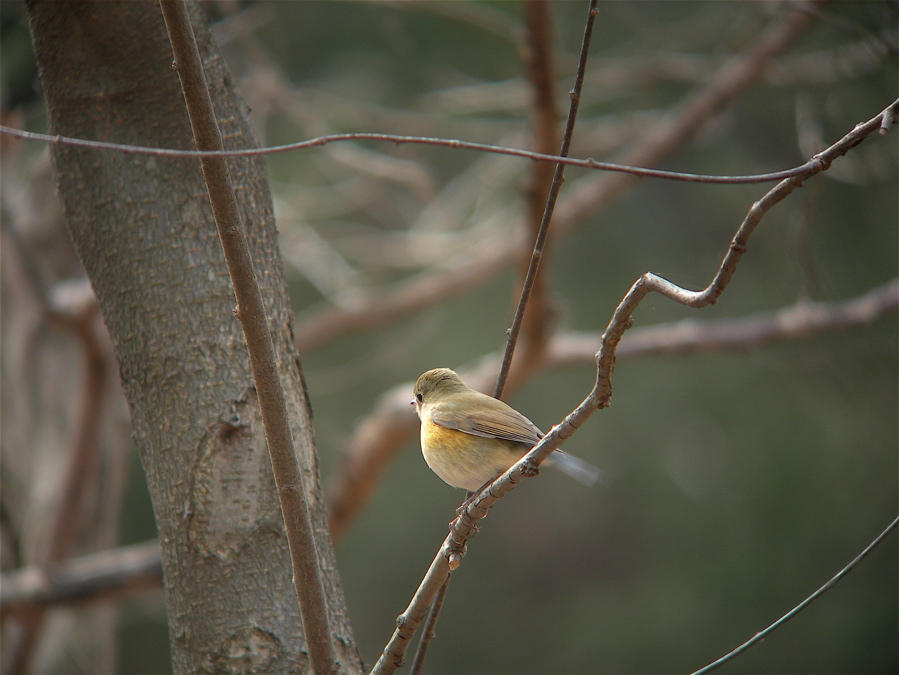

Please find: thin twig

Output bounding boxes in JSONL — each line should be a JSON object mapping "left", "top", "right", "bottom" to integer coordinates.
{"left": 494, "top": 0, "right": 598, "bottom": 399}
{"left": 0, "top": 541, "right": 162, "bottom": 615}
{"left": 406, "top": 2, "right": 575, "bottom": 668}
{"left": 408, "top": 574, "right": 450, "bottom": 675}
{"left": 368, "top": 99, "right": 897, "bottom": 675}
{"left": 0, "top": 129, "right": 848, "bottom": 186}
{"left": 691, "top": 514, "right": 899, "bottom": 675}
{"left": 159, "top": 3, "right": 338, "bottom": 673}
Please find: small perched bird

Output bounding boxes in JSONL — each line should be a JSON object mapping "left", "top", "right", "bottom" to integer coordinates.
{"left": 412, "top": 368, "right": 601, "bottom": 495}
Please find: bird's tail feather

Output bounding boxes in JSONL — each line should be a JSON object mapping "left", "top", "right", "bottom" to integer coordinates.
{"left": 549, "top": 450, "right": 606, "bottom": 486}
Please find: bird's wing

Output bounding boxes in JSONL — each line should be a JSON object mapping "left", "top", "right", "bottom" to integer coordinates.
{"left": 429, "top": 404, "right": 542, "bottom": 446}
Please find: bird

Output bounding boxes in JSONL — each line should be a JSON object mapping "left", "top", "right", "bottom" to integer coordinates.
{"left": 412, "top": 367, "right": 601, "bottom": 498}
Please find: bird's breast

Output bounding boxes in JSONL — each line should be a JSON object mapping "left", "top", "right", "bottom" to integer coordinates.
{"left": 420, "top": 415, "right": 527, "bottom": 491}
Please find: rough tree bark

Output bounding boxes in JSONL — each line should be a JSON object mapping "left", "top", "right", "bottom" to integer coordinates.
{"left": 25, "top": 1, "right": 362, "bottom": 672}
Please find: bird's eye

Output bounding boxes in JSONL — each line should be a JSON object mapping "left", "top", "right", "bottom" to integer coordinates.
{"left": 416, "top": 393, "right": 423, "bottom": 403}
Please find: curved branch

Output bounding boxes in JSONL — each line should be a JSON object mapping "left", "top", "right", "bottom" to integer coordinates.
{"left": 0, "top": 129, "right": 843, "bottom": 185}
{"left": 367, "top": 99, "right": 897, "bottom": 674}
{"left": 594, "top": 99, "right": 898, "bottom": 403}
{"left": 329, "top": 273, "right": 899, "bottom": 544}
{"left": 551, "top": 278, "right": 899, "bottom": 364}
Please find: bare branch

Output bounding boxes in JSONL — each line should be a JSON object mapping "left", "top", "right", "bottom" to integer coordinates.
{"left": 159, "top": 3, "right": 338, "bottom": 672}
{"left": 494, "top": 0, "right": 597, "bottom": 400}
{"left": 0, "top": 243, "right": 112, "bottom": 674}
{"left": 551, "top": 278, "right": 899, "bottom": 364}
{"left": 514, "top": 0, "right": 562, "bottom": 372}
{"left": 0, "top": 542, "right": 162, "bottom": 615}
{"left": 0, "top": 125, "right": 842, "bottom": 185}
{"left": 594, "top": 99, "right": 898, "bottom": 404}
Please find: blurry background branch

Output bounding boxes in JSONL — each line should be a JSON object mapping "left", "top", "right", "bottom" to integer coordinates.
{"left": 328, "top": 277, "right": 898, "bottom": 541}
{"left": 0, "top": 542, "right": 162, "bottom": 615}
{"left": 512, "top": 0, "right": 562, "bottom": 377}
{"left": 1, "top": 222, "right": 127, "bottom": 674}
{"left": 3, "top": 276, "right": 894, "bottom": 614}
{"left": 290, "top": 0, "right": 820, "bottom": 353}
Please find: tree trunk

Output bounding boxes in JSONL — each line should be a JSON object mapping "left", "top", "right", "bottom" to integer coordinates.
{"left": 25, "top": 1, "right": 362, "bottom": 671}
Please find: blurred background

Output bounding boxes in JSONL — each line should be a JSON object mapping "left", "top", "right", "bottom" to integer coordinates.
{"left": 2, "top": 1, "right": 897, "bottom": 673}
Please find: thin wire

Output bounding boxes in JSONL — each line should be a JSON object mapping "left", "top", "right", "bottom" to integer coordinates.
{"left": 0, "top": 123, "right": 828, "bottom": 185}
{"left": 691, "top": 514, "right": 899, "bottom": 675}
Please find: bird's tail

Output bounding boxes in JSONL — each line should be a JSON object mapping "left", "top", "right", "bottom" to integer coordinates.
{"left": 549, "top": 449, "right": 606, "bottom": 486}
